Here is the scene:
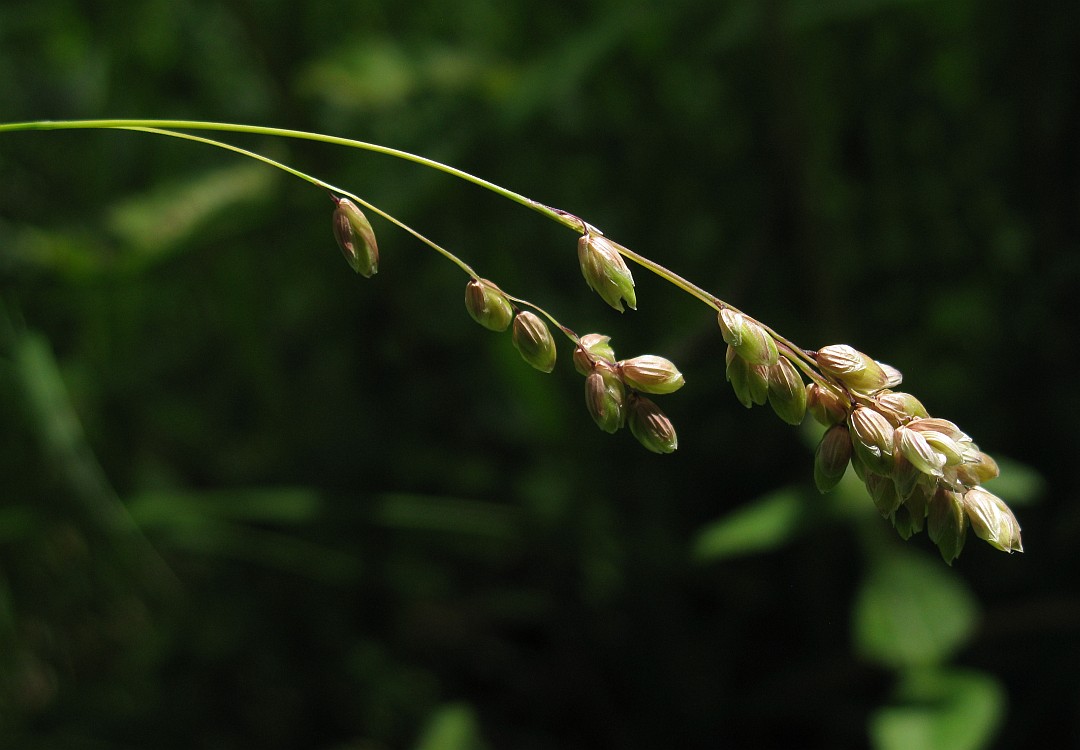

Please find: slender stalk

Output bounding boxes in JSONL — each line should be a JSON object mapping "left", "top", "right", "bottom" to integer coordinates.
{"left": 607, "top": 238, "right": 719, "bottom": 311}
{"left": 1, "top": 118, "right": 1024, "bottom": 559}
{"left": 501, "top": 292, "right": 579, "bottom": 344}
{"left": 119, "top": 127, "right": 581, "bottom": 346}
{"left": 126, "top": 126, "right": 479, "bottom": 278}
{"left": 0, "top": 118, "right": 807, "bottom": 363}
{"left": 1, "top": 121, "right": 727, "bottom": 305}
{"left": 0, "top": 119, "right": 584, "bottom": 231}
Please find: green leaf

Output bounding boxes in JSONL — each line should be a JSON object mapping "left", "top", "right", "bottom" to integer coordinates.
{"left": 853, "top": 550, "right": 978, "bottom": 669}
{"left": 414, "top": 703, "right": 490, "bottom": 750}
{"left": 870, "top": 668, "right": 1006, "bottom": 750}
{"left": 692, "top": 487, "right": 811, "bottom": 561}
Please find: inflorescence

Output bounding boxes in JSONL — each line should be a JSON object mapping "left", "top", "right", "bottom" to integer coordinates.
{"left": 0, "top": 119, "right": 1022, "bottom": 564}
{"left": 332, "top": 190, "right": 1021, "bottom": 565}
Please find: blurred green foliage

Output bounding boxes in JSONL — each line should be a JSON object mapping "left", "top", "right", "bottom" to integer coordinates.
{"left": 2, "top": 0, "right": 1078, "bottom": 748}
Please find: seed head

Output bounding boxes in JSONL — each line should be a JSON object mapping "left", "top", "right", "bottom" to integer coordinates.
{"left": 814, "top": 424, "right": 852, "bottom": 493}
{"left": 577, "top": 233, "right": 636, "bottom": 312}
{"left": 962, "top": 487, "right": 1023, "bottom": 553}
{"left": 874, "top": 391, "right": 929, "bottom": 426}
{"left": 879, "top": 362, "right": 904, "bottom": 388}
{"left": 928, "top": 488, "right": 968, "bottom": 564}
{"left": 865, "top": 471, "right": 903, "bottom": 517}
{"left": 465, "top": 278, "right": 513, "bottom": 332}
{"left": 848, "top": 406, "right": 896, "bottom": 474}
{"left": 766, "top": 356, "right": 807, "bottom": 425}
{"left": 806, "top": 383, "right": 849, "bottom": 426}
{"left": 895, "top": 425, "right": 947, "bottom": 478}
{"left": 910, "top": 419, "right": 983, "bottom": 471}
{"left": 892, "top": 451, "right": 928, "bottom": 504}
{"left": 717, "top": 309, "right": 779, "bottom": 366}
{"left": 573, "top": 333, "right": 616, "bottom": 375}
{"left": 512, "top": 311, "right": 557, "bottom": 373}
{"left": 725, "top": 346, "right": 769, "bottom": 408}
{"left": 868, "top": 475, "right": 902, "bottom": 516}
{"left": 584, "top": 364, "right": 626, "bottom": 434}
{"left": 618, "top": 355, "right": 685, "bottom": 395}
{"left": 906, "top": 418, "right": 970, "bottom": 466}
{"left": 954, "top": 451, "right": 1000, "bottom": 486}
{"left": 627, "top": 394, "right": 678, "bottom": 454}
{"left": 904, "top": 417, "right": 969, "bottom": 442}
{"left": 891, "top": 506, "right": 918, "bottom": 540}
{"left": 816, "top": 344, "right": 889, "bottom": 393}
{"left": 332, "top": 197, "right": 379, "bottom": 277}
{"left": 891, "top": 484, "right": 929, "bottom": 540}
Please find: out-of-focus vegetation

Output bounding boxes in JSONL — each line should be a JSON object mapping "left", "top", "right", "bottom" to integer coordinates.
{"left": 1, "top": 1, "right": 1077, "bottom": 747}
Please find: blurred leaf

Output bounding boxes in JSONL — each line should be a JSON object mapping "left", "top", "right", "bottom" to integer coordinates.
{"left": 299, "top": 41, "right": 490, "bottom": 110}
{"left": 853, "top": 550, "right": 979, "bottom": 669}
{"left": 127, "top": 487, "right": 322, "bottom": 525}
{"left": 374, "top": 493, "right": 519, "bottom": 540}
{"left": 11, "top": 327, "right": 130, "bottom": 532}
{"left": 106, "top": 161, "right": 274, "bottom": 266}
{"left": 3, "top": 159, "right": 273, "bottom": 277}
{"left": 870, "top": 668, "right": 1005, "bottom": 750}
{"left": 692, "top": 486, "right": 812, "bottom": 561}
{"left": 14, "top": 330, "right": 86, "bottom": 455}
{"left": 127, "top": 488, "right": 358, "bottom": 579}
{"left": 414, "top": 703, "right": 490, "bottom": 750}
{"left": 6, "top": 321, "right": 181, "bottom": 594}
{"left": 1, "top": 223, "right": 112, "bottom": 277}
{"left": 300, "top": 41, "right": 416, "bottom": 108}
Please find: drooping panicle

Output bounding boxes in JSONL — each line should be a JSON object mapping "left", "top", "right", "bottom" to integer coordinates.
{"left": 873, "top": 391, "right": 929, "bottom": 425}
{"left": 814, "top": 424, "right": 852, "bottom": 493}
{"left": 577, "top": 232, "right": 636, "bottom": 312}
{"left": 332, "top": 197, "right": 379, "bottom": 277}
{"left": 618, "top": 355, "right": 685, "bottom": 395}
{"left": 806, "top": 383, "right": 849, "bottom": 426}
{"left": 465, "top": 278, "right": 513, "bottom": 332}
{"left": 928, "top": 488, "right": 968, "bottom": 565}
{"left": 511, "top": 311, "right": 557, "bottom": 373}
{"left": 718, "top": 309, "right": 778, "bottom": 366}
{"left": 962, "top": 487, "right": 1023, "bottom": 553}
{"left": 584, "top": 364, "right": 627, "bottom": 434}
{"left": 816, "top": 344, "right": 889, "bottom": 393}
{"left": 627, "top": 394, "right": 678, "bottom": 454}
{"left": 725, "top": 345, "right": 769, "bottom": 408}
{"left": 848, "top": 406, "right": 896, "bottom": 474}
{"left": 573, "top": 333, "right": 616, "bottom": 375}
{"left": 766, "top": 356, "right": 807, "bottom": 425}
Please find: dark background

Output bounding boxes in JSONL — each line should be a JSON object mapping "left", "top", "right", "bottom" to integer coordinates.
{"left": 1, "top": 1, "right": 1077, "bottom": 748}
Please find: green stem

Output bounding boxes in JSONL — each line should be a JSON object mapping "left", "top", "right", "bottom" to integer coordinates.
{"left": 0, "top": 119, "right": 584, "bottom": 232}
{"left": 127, "top": 126, "right": 478, "bottom": 278}
{"left": 128, "top": 127, "right": 580, "bottom": 346}
{"left": 0, "top": 118, "right": 805, "bottom": 365}
{"left": 0, "top": 121, "right": 715, "bottom": 300}
{"left": 606, "top": 238, "right": 720, "bottom": 311}
{"left": 0, "top": 121, "right": 735, "bottom": 303}
{"left": 501, "top": 292, "right": 579, "bottom": 344}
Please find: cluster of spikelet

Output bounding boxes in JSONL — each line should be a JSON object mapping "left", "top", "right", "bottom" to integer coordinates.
{"left": 334, "top": 188, "right": 1020, "bottom": 564}
{"left": 0, "top": 118, "right": 1022, "bottom": 564}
